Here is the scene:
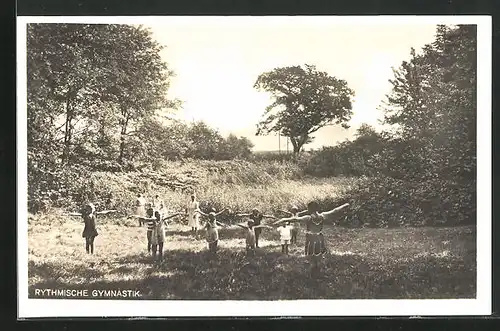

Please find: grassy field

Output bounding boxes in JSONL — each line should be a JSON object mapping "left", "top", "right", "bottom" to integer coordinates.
{"left": 28, "top": 211, "right": 476, "bottom": 300}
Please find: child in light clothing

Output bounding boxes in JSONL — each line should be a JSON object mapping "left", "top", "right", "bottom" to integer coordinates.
{"left": 235, "top": 220, "right": 272, "bottom": 257}
{"left": 235, "top": 209, "right": 276, "bottom": 248}
{"left": 278, "top": 205, "right": 308, "bottom": 245}
{"left": 196, "top": 208, "right": 228, "bottom": 256}
{"left": 277, "top": 222, "right": 293, "bottom": 255}
{"left": 150, "top": 210, "right": 181, "bottom": 263}
{"left": 131, "top": 208, "right": 181, "bottom": 261}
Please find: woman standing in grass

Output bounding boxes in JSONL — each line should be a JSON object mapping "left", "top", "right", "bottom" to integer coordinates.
{"left": 234, "top": 220, "right": 272, "bottom": 256}
{"left": 236, "top": 208, "right": 276, "bottom": 248}
{"left": 134, "top": 193, "right": 146, "bottom": 226}
{"left": 186, "top": 194, "right": 200, "bottom": 237}
{"left": 278, "top": 205, "right": 308, "bottom": 245}
{"left": 67, "top": 203, "right": 116, "bottom": 254}
{"left": 274, "top": 201, "right": 349, "bottom": 274}
{"left": 196, "top": 208, "right": 229, "bottom": 257}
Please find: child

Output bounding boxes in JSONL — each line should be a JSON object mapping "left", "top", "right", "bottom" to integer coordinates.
{"left": 196, "top": 208, "right": 229, "bottom": 256}
{"left": 278, "top": 206, "right": 308, "bottom": 245}
{"left": 274, "top": 202, "right": 349, "bottom": 275}
{"left": 128, "top": 204, "right": 155, "bottom": 252}
{"left": 235, "top": 208, "right": 276, "bottom": 248}
{"left": 186, "top": 194, "right": 200, "bottom": 237}
{"left": 130, "top": 207, "right": 181, "bottom": 258}
{"left": 134, "top": 193, "right": 146, "bottom": 226}
{"left": 234, "top": 220, "right": 272, "bottom": 257}
{"left": 277, "top": 221, "right": 293, "bottom": 255}
{"left": 67, "top": 203, "right": 116, "bottom": 254}
{"left": 150, "top": 210, "right": 181, "bottom": 264}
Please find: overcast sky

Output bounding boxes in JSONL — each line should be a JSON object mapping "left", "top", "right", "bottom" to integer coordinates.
{"left": 147, "top": 18, "right": 437, "bottom": 151}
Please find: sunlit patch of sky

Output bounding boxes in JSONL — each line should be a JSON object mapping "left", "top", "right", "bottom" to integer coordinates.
{"left": 149, "top": 20, "right": 437, "bottom": 151}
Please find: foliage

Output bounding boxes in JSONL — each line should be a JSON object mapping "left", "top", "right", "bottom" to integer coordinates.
{"left": 26, "top": 23, "right": 178, "bottom": 167}
{"left": 380, "top": 24, "right": 476, "bottom": 182}
{"left": 334, "top": 176, "right": 476, "bottom": 228}
{"left": 134, "top": 119, "right": 255, "bottom": 162}
{"left": 254, "top": 64, "right": 355, "bottom": 153}
{"left": 301, "top": 124, "right": 385, "bottom": 177}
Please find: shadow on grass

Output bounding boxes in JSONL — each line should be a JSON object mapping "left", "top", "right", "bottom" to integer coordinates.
{"left": 28, "top": 245, "right": 476, "bottom": 300}
{"left": 165, "top": 226, "right": 255, "bottom": 240}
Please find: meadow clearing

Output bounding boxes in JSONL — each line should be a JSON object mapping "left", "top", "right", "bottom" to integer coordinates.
{"left": 27, "top": 174, "right": 476, "bottom": 300}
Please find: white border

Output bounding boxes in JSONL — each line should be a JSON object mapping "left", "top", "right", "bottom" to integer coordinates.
{"left": 17, "top": 15, "right": 492, "bottom": 318}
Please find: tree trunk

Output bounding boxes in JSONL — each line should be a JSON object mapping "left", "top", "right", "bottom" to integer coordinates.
{"left": 289, "top": 137, "right": 302, "bottom": 154}
{"left": 118, "top": 114, "right": 129, "bottom": 164}
{"left": 62, "top": 96, "right": 73, "bottom": 164}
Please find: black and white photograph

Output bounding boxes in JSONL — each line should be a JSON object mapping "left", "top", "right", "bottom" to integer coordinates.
{"left": 17, "top": 16, "right": 491, "bottom": 317}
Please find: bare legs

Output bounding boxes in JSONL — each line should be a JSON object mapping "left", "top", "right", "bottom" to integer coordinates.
{"left": 281, "top": 243, "right": 289, "bottom": 255}
{"left": 85, "top": 236, "right": 95, "bottom": 254}
{"left": 291, "top": 229, "right": 298, "bottom": 244}
{"left": 152, "top": 242, "right": 164, "bottom": 263}
{"left": 147, "top": 230, "right": 152, "bottom": 252}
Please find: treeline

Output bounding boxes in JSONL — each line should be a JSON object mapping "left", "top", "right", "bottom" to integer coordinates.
{"left": 304, "top": 25, "right": 476, "bottom": 183}
{"left": 77, "top": 119, "right": 254, "bottom": 171}
{"left": 301, "top": 25, "right": 477, "bottom": 226}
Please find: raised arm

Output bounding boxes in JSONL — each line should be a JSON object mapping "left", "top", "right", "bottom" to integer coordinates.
{"left": 215, "top": 208, "right": 228, "bottom": 217}
{"left": 66, "top": 212, "right": 83, "bottom": 217}
{"left": 278, "top": 210, "right": 293, "bottom": 217}
{"left": 216, "top": 221, "right": 227, "bottom": 228}
{"left": 195, "top": 209, "right": 209, "bottom": 217}
{"left": 95, "top": 209, "right": 118, "bottom": 215}
{"left": 297, "top": 210, "right": 309, "bottom": 216}
{"left": 162, "top": 212, "right": 182, "bottom": 220}
{"left": 320, "top": 203, "right": 350, "bottom": 218}
{"left": 234, "top": 223, "right": 248, "bottom": 229}
{"left": 274, "top": 215, "right": 311, "bottom": 225}
{"left": 262, "top": 214, "right": 277, "bottom": 220}
{"left": 235, "top": 212, "right": 251, "bottom": 218}
{"left": 127, "top": 214, "right": 146, "bottom": 219}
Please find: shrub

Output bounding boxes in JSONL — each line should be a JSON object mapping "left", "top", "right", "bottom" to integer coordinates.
{"left": 331, "top": 176, "right": 476, "bottom": 228}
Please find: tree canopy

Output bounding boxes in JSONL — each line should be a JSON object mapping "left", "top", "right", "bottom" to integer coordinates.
{"left": 380, "top": 24, "right": 476, "bottom": 180}
{"left": 27, "top": 23, "right": 177, "bottom": 166}
{"left": 254, "top": 64, "right": 355, "bottom": 153}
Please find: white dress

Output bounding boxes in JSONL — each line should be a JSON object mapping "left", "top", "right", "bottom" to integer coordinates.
{"left": 187, "top": 201, "right": 200, "bottom": 228}
{"left": 278, "top": 225, "right": 292, "bottom": 244}
{"left": 135, "top": 197, "right": 146, "bottom": 217}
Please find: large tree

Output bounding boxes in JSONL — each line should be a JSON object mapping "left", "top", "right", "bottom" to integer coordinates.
{"left": 254, "top": 64, "right": 354, "bottom": 153}
{"left": 27, "top": 23, "right": 177, "bottom": 165}
{"left": 97, "top": 25, "right": 177, "bottom": 164}
{"left": 381, "top": 24, "right": 476, "bottom": 180}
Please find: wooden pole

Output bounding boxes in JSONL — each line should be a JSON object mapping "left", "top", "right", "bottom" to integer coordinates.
{"left": 278, "top": 131, "right": 281, "bottom": 154}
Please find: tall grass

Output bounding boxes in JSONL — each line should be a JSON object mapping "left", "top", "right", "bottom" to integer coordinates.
{"left": 28, "top": 213, "right": 476, "bottom": 300}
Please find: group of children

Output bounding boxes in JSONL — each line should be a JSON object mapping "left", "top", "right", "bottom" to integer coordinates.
{"left": 68, "top": 192, "right": 350, "bottom": 268}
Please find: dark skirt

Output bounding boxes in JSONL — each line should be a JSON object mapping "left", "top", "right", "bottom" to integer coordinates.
{"left": 82, "top": 225, "right": 98, "bottom": 238}
{"left": 305, "top": 233, "right": 326, "bottom": 256}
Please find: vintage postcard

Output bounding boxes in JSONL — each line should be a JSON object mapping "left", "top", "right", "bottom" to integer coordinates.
{"left": 17, "top": 15, "right": 491, "bottom": 318}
